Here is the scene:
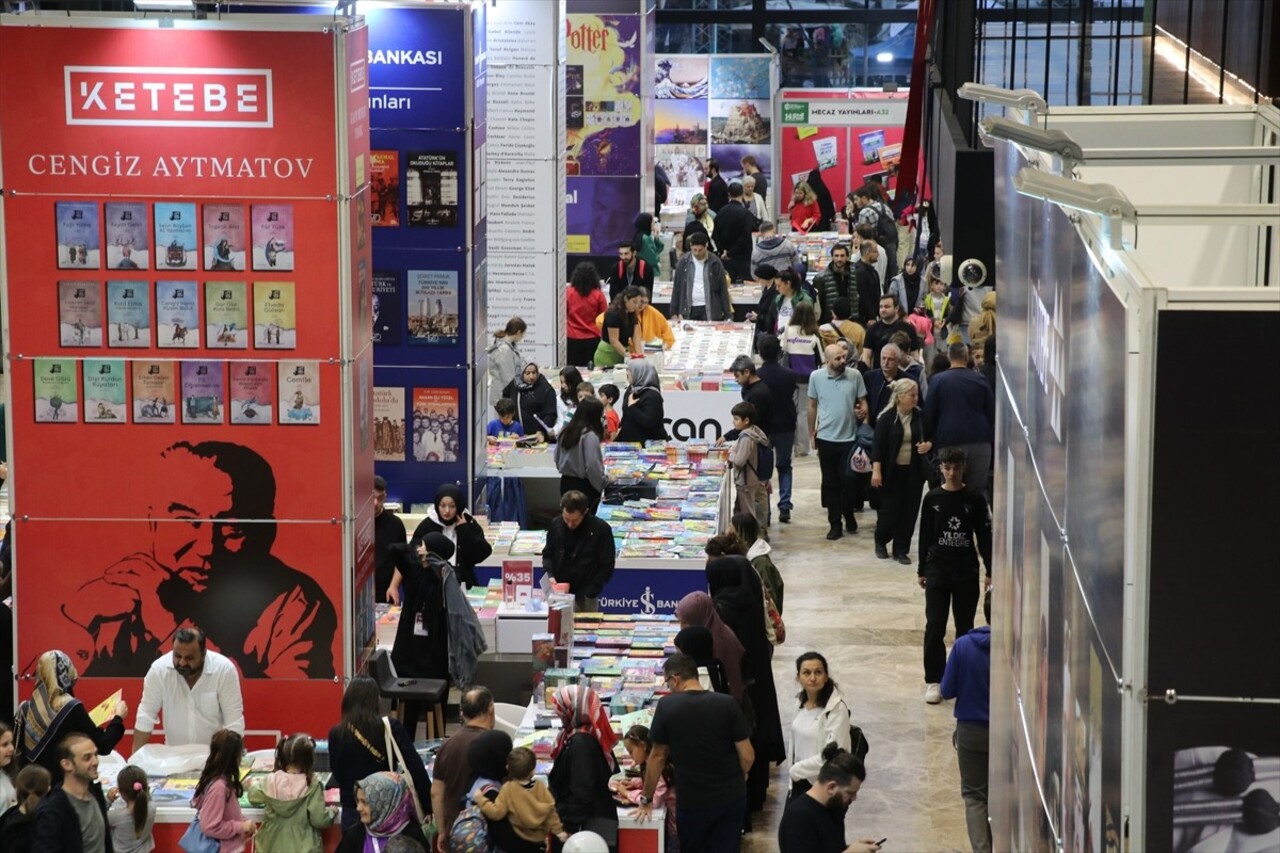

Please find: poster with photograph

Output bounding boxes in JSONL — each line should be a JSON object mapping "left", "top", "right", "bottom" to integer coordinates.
{"left": 153, "top": 202, "right": 198, "bottom": 271}
{"left": 405, "top": 151, "right": 458, "bottom": 228}
{"left": 104, "top": 202, "right": 149, "bottom": 270}
{"left": 83, "top": 359, "right": 126, "bottom": 424}
{"left": 406, "top": 269, "right": 459, "bottom": 346}
{"left": 412, "top": 387, "right": 459, "bottom": 463}
{"left": 371, "top": 271, "right": 400, "bottom": 347}
{"left": 155, "top": 281, "right": 200, "bottom": 349}
{"left": 55, "top": 201, "right": 101, "bottom": 269}
{"left": 106, "top": 281, "right": 151, "bottom": 348}
{"left": 251, "top": 204, "right": 295, "bottom": 271}
{"left": 203, "top": 204, "right": 247, "bottom": 271}
{"left": 58, "top": 281, "right": 103, "bottom": 347}
{"left": 654, "top": 55, "right": 708, "bottom": 99}
{"left": 229, "top": 361, "right": 274, "bottom": 425}
{"left": 253, "top": 282, "right": 297, "bottom": 349}
{"left": 373, "top": 386, "right": 406, "bottom": 462}
{"left": 370, "top": 150, "right": 400, "bottom": 227}
{"left": 205, "top": 281, "right": 248, "bottom": 349}
{"left": 33, "top": 358, "right": 78, "bottom": 423}
{"left": 710, "top": 99, "right": 770, "bottom": 145}
{"left": 130, "top": 361, "right": 176, "bottom": 424}
{"left": 180, "top": 361, "right": 225, "bottom": 424}
{"left": 278, "top": 360, "right": 320, "bottom": 425}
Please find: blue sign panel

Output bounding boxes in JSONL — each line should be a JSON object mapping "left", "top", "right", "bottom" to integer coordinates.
{"left": 364, "top": 5, "right": 467, "bottom": 131}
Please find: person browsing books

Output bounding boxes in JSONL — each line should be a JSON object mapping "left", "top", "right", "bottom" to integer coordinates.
{"left": 132, "top": 627, "right": 244, "bottom": 752}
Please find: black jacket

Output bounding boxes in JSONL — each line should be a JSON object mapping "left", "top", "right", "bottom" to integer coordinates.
{"left": 542, "top": 514, "right": 616, "bottom": 599}
{"left": 617, "top": 389, "right": 668, "bottom": 443}
{"left": 33, "top": 785, "right": 113, "bottom": 853}
{"left": 853, "top": 263, "right": 881, "bottom": 326}
{"left": 17, "top": 700, "right": 125, "bottom": 779}
{"left": 870, "top": 406, "right": 929, "bottom": 474}
{"left": 502, "top": 375, "right": 558, "bottom": 438}
{"left": 606, "top": 258, "right": 654, "bottom": 301}
{"left": 337, "top": 820, "right": 429, "bottom": 853}
{"left": 723, "top": 378, "right": 775, "bottom": 439}
{"left": 0, "top": 804, "right": 37, "bottom": 853}
{"left": 756, "top": 361, "right": 800, "bottom": 430}
{"left": 711, "top": 200, "right": 758, "bottom": 282}
{"left": 548, "top": 733, "right": 619, "bottom": 835}
{"left": 328, "top": 718, "right": 433, "bottom": 831}
{"left": 706, "top": 174, "right": 729, "bottom": 213}
{"left": 410, "top": 514, "right": 494, "bottom": 588}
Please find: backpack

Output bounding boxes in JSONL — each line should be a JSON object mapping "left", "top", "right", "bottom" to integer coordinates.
{"left": 867, "top": 202, "right": 897, "bottom": 248}
{"left": 746, "top": 433, "right": 774, "bottom": 481}
{"left": 448, "top": 798, "right": 494, "bottom": 853}
{"left": 850, "top": 723, "right": 870, "bottom": 762}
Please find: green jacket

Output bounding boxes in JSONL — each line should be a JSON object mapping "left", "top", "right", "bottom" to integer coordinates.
{"left": 637, "top": 232, "right": 664, "bottom": 278}
{"left": 247, "top": 774, "right": 335, "bottom": 853}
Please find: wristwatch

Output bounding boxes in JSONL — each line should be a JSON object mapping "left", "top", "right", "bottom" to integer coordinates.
{"left": 638, "top": 795, "right": 652, "bottom": 806}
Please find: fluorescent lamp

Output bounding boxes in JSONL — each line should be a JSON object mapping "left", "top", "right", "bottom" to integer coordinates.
{"left": 134, "top": 0, "right": 195, "bottom": 9}
{"left": 956, "top": 82, "right": 1047, "bottom": 115}
{"left": 876, "top": 52, "right": 893, "bottom": 63}
{"left": 980, "top": 116, "right": 1084, "bottom": 163}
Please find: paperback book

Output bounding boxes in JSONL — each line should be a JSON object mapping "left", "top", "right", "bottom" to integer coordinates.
{"left": 33, "top": 358, "right": 78, "bottom": 423}
{"left": 404, "top": 151, "right": 459, "bottom": 227}
{"left": 203, "top": 204, "right": 247, "bottom": 271}
{"left": 83, "top": 359, "right": 127, "bottom": 423}
{"left": 371, "top": 271, "right": 400, "bottom": 346}
{"left": 253, "top": 282, "right": 297, "bottom": 349}
{"left": 58, "top": 281, "right": 103, "bottom": 347}
{"left": 131, "top": 361, "right": 176, "bottom": 424}
{"left": 406, "top": 269, "right": 459, "bottom": 346}
{"left": 251, "top": 204, "right": 295, "bottom": 271}
{"left": 370, "top": 150, "right": 400, "bottom": 227}
{"left": 104, "top": 202, "right": 149, "bottom": 270}
{"left": 279, "top": 359, "right": 320, "bottom": 424}
{"left": 153, "top": 202, "right": 198, "bottom": 271}
{"left": 229, "top": 361, "right": 275, "bottom": 424}
{"left": 373, "top": 386, "right": 406, "bottom": 461}
{"left": 55, "top": 201, "right": 101, "bottom": 269}
{"left": 106, "top": 281, "right": 152, "bottom": 348}
{"left": 205, "top": 282, "right": 248, "bottom": 348}
{"left": 155, "top": 281, "right": 200, "bottom": 348}
{"left": 181, "top": 361, "right": 224, "bottom": 424}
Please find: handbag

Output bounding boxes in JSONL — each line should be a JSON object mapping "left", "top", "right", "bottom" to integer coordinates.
{"left": 179, "top": 812, "right": 220, "bottom": 853}
{"left": 383, "top": 716, "right": 434, "bottom": 838}
{"left": 764, "top": 588, "right": 786, "bottom": 645}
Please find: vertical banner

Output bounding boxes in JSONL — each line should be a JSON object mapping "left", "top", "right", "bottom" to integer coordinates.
{"left": 0, "top": 15, "right": 357, "bottom": 737}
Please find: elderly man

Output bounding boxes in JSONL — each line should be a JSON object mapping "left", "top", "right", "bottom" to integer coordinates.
{"left": 865, "top": 343, "right": 906, "bottom": 417}
{"left": 808, "top": 343, "right": 868, "bottom": 540}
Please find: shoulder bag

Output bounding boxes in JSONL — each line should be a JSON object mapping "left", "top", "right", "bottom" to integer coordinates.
{"left": 383, "top": 716, "right": 435, "bottom": 843}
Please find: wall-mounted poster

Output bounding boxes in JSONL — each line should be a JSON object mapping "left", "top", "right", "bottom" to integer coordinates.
{"left": 131, "top": 360, "right": 176, "bottom": 424}
{"left": 253, "top": 282, "right": 297, "bottom": 349}
{"left": 83, "top": 359, "right": 126, "bottom": 423}
{"left": 153, "top": 202, "right": 198, "bottom": 271}
{"left": 279, "top": 359, "right": 320, "bottom": 425}
{"left": 106, "top": 281, "right": 151, "bottom": 348}
{"left": 655, "top": 99, "right": 707, "bottom": 145}
{"left": 710, "top": 99, "right": 770, "bottom": 145}
{"left": 406, "top": 269, "right": 459, "bottom": 346}
{"left": 205, "top": 281, "right": 248, "bottom": 349}
{"left": 155, "top": 281, "right": 200, "bottom": 349}
{"left": 655, "top": 56, "right": 709, "bottom": 99}
{"left": 373, "top": 386, "right": 406, "bottom": 462}
{"left": 229, "top": 361, "right": 274, "bottom": 425}
{"left": 104, "top": 202, "right": 149, "bottom": 270}
{"left": 55, "top": 201, "right": 101, "bottom": 270}
{"left": 251, "top": 204, "right": 296, "bottom": 271}
{"left": 371, "top": 271, "right": 400, "bottom": 346}
{"left": 655, "top": 145, "right": 706, "bottom": 188}
{"left": 180, "top": 360, "right": 225, "bottom": 424}
{"left": 203, "top": 204, "right": 248, "bottom": 271}
{"left": 33, "top": 358, "right": 78, "bottom": 423}
{"left": 370, "top": 151, "right": 400, "bottom": 227}
{"left": 405, "top": 151, "right": 459, "bottom": 227}
{"left": 58, "top": 281, "right": 103, "bottom": 347}
{"left": 710, "top": 56, "right": 771, "bottom": 100}
{"left": 565, "top": 14, "right": 641, "bottom": 177}
{"left": 412, "top": 387, "right": 459, "bottom": 462}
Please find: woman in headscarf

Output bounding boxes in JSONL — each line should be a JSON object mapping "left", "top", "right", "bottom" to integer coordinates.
{"left": 14, "top": 650, "right": 125, "bottom": 776}
{"left": 805, "top": 167, "right": 837, "bottom": 232}
{"left": 616, "top": 360, "right": 668, "bottom": 444}
{"left": 501, "top": 362, "right": 559, "bottom": 442}
{"left": 465, "top": 730, "right": 533, "bottom": 853}
{"left": 547, "top": 685, "right": 619, "bottom": 851}
{"left": 674, "top": 592, "right": 745, "bottom": 703}
{"left": 409, "top": 484, "right": 493, "bottom": 588}
{"left": 673, "top": 625, "right": 730, "bottom": 694}
{"left": 682, "top": 193, "right": 716, "bottom": 253}
{"left": 336, "top": 771, "right": 429, "bottom": 853}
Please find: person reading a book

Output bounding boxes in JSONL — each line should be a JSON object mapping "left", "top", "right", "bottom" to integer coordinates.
{"left": 14, "top": 651, "right": 126, "bottom": 779}
{"left": 132, "top": 627, "right": 244, "bottom": 751}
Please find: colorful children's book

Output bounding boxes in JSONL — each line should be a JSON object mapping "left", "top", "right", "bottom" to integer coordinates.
{"left": 55, "top": 201, "right": 101, "bottom": 269}
{"left": 104, "top": 202, "right": 149, "bottom": 270}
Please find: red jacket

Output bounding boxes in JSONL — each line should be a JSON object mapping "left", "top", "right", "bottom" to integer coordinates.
{"left": 566, "top": 286, "right": 608, "bottom": 340}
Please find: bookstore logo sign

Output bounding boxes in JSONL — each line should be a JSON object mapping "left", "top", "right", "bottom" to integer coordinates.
{"left": 64, "top": 66, "right": 274, "bottom": 128}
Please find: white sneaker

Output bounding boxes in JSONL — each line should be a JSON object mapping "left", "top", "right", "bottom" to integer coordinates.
{"left": 924, "top": 683, "right": 943, "bottom": 704}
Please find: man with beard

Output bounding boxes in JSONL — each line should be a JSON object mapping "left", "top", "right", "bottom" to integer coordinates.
{"left": 132, "top": 626, "right": 244, "bottom": 750}
{"left": 814, "top": 243, "right": 856, "bottom": 324}
{"left": 60, "top": 440, "right": 337, "bottom": 679}
{"left": 778, "top": 747, "right": 880, "bottom": 853}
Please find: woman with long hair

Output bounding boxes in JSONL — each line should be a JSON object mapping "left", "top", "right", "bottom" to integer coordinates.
{"left": 566, "top": 262, "right": 609, "bottom": 368}
{"left": 870, "top": 378, "right": 932, "bottom": 563}
{"left": 555, "top": 397, "right": 608, "bottom": 513}
{"left": 595, "top": 286, "right": 644, "bottom": 367}
{"left": 556, "top": 366, "right": 585, "bottom": 431}
{"left": 14, "top": 650, "right": 126, "bottom": 777}
{"left": 616, "top": 360, "right": 668, "bottom": 443}
{"left": 336, "top": 771, "right": 430, "bottom": 853}
{"left": 782, "top": 299, "right": 823, "bottom": 458}
{"left": 0, "top": 722, "right": 16, "bottom": 809}
{"left": 633, "top": 212, "right": 664, "bottom": 278}
{"left": 788, "top": 651, "right": 853, "bottom": 798}
{"left": 486, "top": 317, "right": 527, "bottom": 412}
{"left": 547, "top": 685, "right": 620, "bottom": 850}
{"left": 683, "top": 193, "right": 716, "bottom": 252}
{"left": 327, "top": 677, "right": 431, "bottom": 833}
{"left": 789, "top": 181, "right": 821, "bottom": 233}
{"left": 192, "top": 729, "right": 255, "bottom": 852}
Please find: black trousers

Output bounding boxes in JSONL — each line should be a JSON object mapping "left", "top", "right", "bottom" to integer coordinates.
{"left": 875, "top": 463, "right": 923, "bottom": 557}
{"left": 566, "top": 337, "right": 598, "bottom": 369}
{"left": 559, "top": 475, "right": 601, "bottom": 514}
{"left": 815, "top": 438, "right": 856, "bottom": 529}
{"left": 922, "top": 563, "right": 981, "bottom": 682}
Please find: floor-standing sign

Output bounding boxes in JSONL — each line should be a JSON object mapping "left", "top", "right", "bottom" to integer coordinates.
{"left": 0, "top": 13, "right": 367, "bottom": 738}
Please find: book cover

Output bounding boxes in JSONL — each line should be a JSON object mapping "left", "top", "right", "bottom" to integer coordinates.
{"left": 87, "top": 689, "right": 123, "bottom": 726}
{"left": 131, "top": 361, "right": 176, "bottom": 423}
{"left": 181, "top": 360, "right": 224, "bottom": 424}
{"left": 412, "top": 387, "right": 459, "bottom": 462}
{"left": 405, "top": 269, "right": 459, "bottom": 346}
{"left": 405, "top": 151, "right": 459, "bottom": 227}
{"left": 155, "top": 281, "right": 200, "bottom": 348}
{"left": 205, "top": 282, "right": 248, "bottom": 349}
{"left": 55, "top": 201, "right": 101, "bottom": 269}
{"left": 279, "top": 359, "right": 320, "bottom": 425}
{"left": 203, "top": 204, "right": 247, "bottom": 271}
{"left": 370, "top": 150, "right": 400, "bottom": 227}
{"left": 371, "top": 271, "right": 401, "bottom": 347}
{"left": 83, "top": 359, "right": 127, "bottom": 423}
{"left": 106, "top": 281, "right": 152, "bottom": 348}
{"left": 229, "top": 361, "right": 275, "bottom": 424}
{"left": 251, "top": 204, "right": 295, "bottom": 271}
{"left": 153, "top": 202, "right": 198, "bottom": 271}
{"left": 57, "top": 281, "right": 103, "bottom": 347}
{"left": 104, "top": 202, "right": 149, "bottom": 270}
{"left": 373, "top": 386, "right": 406, "bottom": 461}
{"left": 253, "top": 282, "right": 297, "bottom": 349}
{"left": 34, "top": 358, "right": 78, "bottom": 423}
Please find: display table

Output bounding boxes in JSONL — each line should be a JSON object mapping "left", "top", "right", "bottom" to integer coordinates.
{"left": 649, "top": 279, "right": 762, "bottom": 322}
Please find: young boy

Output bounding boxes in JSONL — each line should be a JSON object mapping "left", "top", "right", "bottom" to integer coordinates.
{"left": 475, "top": 747, "right": 568, "bottom": 851}
{"left": 576, "top": 381, "right": 596, "bottom": 404}
{"left": 486, "top": 398, "right": 525, "bottom": 443}
{"left": 922, "top": 268, "right": 952, "bottom": 365}
{"left": 917, "top": 447, "right": 992, "bottom": 705}
{"left": 728, "top": 401, "right": 771, "bottom": 539}
{"left": 598, "top": 383, "right": 621, "bottom": 440}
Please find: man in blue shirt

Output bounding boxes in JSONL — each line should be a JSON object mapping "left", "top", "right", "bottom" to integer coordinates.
{"left": 924, "top": 341, "right": 995, "bottom": 498}
{"left": 807, "top": 343, "right": 868, "bottom": 540}
{"left": 941, "top": 589, "right": 993, "bottom": 853}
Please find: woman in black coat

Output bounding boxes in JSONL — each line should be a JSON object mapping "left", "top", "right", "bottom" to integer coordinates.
{"left": 870, "top": 377, "right": 932, "bottom": 563}
{"left": 409, "top": 483, "right": 493, "bottom": 588}
{"left": 616, "top": 360, "right": 668, "bottom": 444}
{"left": 548, "top": 685, "right": 619, "bottom": 851}
{"left": 14, "top": 651, "right": 125, "bottom": 778}
{"left": 502, "top": 362, "right": 559, "bottom": 441}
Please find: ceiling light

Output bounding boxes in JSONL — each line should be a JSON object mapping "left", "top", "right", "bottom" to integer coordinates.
{"left": 876, "top": 52, "right": 893, "bottom": 63}
{"left": 134, "top": 0, "right": 195, "bottom": 9}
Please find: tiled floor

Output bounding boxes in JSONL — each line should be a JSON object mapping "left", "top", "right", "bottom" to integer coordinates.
{"left": 741, "top": 450, "right": 971, "bottom": 852}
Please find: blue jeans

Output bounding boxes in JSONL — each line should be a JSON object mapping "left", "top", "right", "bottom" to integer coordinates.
{"left": 677, "top": 794, "right": 746, "bottom": 853}
{"left": 771, "top": 430, "right": 795, "bottom": 510}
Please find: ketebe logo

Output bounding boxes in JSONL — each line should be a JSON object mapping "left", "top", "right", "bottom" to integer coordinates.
{"left": 170, "top": 211, "right": 181, "bottom": 221}
{"left": 293, "top": 366, "right": 305, "bottom": 376}
{"left": 50, "top": 364, "right": 62, "bottom": 374}
{"left": 100, "top": 365, "right": 111, "bottom": 374}
{"left": 269, "top": 290, "right": 281, "bottom": 300}
{"left": 221, "top": 290, "right": 233, "bottom": 299}
{"left": 219, "top": 212, "right": 230, "bottom": 221}
{"left": 172, "top": 288, "right": 184, "bottom": 298}
{"left": 197, "top": 366, "right": 208, "bottom": 375}
{"left": 148, "top": 365, "right": 160, "bottom": 375}
{"left": 71, "top": 210, "right": 84, "bottom": 220}
{"left": 65, "top": 66, "right": 274, "bottom": 128}
{"left": 120, "top": 211, "right": 132, "bottom": 221}
{"left": 245, "top": 366, "right": 256, "bottom": 375}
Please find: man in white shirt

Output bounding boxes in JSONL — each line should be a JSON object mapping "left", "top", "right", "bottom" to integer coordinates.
{"left": 671, "top": 232, "right": 730, "bottom": 321}
{"left": 133, "top": 626, "right": 245, "bottom": 750}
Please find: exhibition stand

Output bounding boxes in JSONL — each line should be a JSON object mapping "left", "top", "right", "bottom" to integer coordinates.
{"left": 975, "top": 93, "right": 1279, "bottom": 852}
